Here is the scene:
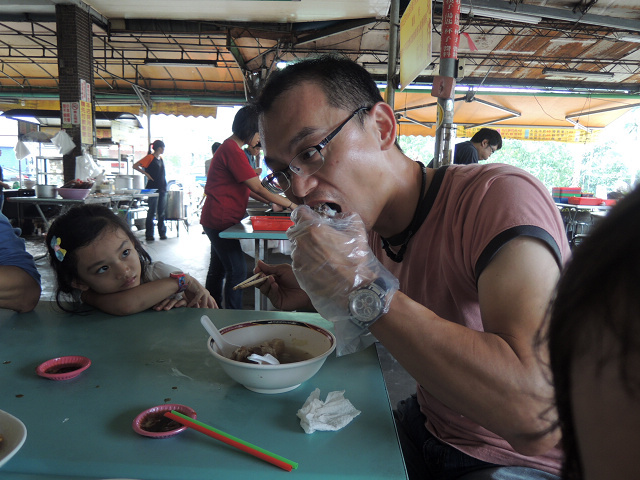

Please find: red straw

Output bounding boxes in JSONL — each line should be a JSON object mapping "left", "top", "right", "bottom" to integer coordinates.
{"left": 164, "top": 411, "right": 297, "bottom": 472}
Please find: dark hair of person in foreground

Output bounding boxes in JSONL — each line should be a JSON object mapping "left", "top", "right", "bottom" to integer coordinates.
{"left": 546, "top": 183, "right": 640, "bottom": 479}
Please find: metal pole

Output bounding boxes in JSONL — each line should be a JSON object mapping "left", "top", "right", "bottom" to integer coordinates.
{"left": 387, "top": 0, "right": 400, "bottom": 111}
{"left": 432, "top": 0, "right": 461, "bottom": 168}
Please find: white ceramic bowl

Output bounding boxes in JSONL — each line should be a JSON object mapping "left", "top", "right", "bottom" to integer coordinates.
{"left": 206, "top": 320, "right": 336, "bottom": 394}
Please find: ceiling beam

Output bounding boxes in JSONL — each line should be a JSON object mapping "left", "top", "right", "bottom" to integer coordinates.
{"left": 438, "top": 0, "right": 640, "bottom": 33}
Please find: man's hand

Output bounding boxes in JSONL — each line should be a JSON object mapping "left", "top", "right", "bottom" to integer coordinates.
{"left": 255, "top": 260, "right": 313, "bottom": 311}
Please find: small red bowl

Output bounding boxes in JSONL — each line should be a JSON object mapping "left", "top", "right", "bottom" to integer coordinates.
{"left": 36, "top": 356, "right": 91, "bottom": 380}
{"left": 132, "top": 404, "right": 197, "bottom": 439}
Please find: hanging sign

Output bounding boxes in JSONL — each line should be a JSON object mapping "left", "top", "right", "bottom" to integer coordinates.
{"left": 399, "top": 0, "right": 432, "bottom": 91}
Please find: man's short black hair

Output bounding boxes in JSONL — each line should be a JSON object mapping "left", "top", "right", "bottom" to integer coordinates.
{"left": 470, "top": 128, "right": 503, "bottom": 150}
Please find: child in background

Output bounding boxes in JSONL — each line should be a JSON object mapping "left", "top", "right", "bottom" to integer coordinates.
{"left": 46, "top": 204, "right": 217, "bottom": 315}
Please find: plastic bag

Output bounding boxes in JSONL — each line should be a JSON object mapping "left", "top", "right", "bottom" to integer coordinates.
{"left": 75, "top": 151, "right": 105, "bottom": 191}
{"left": 51, "top": 130, "right": 76, "bottom": 155}
{"left": 287, "top": 206, "right": 399, "bottom": 356}
{"left": 14, "top": 140, "right": 31, "bottom": 160}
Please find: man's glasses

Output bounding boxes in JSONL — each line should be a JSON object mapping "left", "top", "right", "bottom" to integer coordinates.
{"left": 261, "top": 106, "right": 370, "bottom": 194}
{"left": 489, "top": 145, "right": 497, "bottom": 154}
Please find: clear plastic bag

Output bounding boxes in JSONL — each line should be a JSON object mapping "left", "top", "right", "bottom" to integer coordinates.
{"left": 287, "top": 206, "right": 399, "bottom": 356}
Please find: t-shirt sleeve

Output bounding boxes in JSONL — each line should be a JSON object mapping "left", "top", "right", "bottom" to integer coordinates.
{"left": 138, "top": 154, "right": 154, "bottom": 169}
{"left": 144, "top": 260, "right": 181, "bottom": 281}
{"left": 463, "top": 168, "right": 569, "bottom": 279}
{"left": 0, "top": 213, "right": 41, "bottom": 285}
{"left": 226, "top": 150, "right": 258, "bottom": 184}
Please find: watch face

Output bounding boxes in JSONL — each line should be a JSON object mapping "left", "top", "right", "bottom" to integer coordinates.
{"left": 349, "top": 289, "right": 383, "bottom": 323}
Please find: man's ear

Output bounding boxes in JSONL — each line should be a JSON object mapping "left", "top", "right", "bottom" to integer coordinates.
{"left": 71, "top": 280, "right": 89, "bottom": 291}
{"left": 370, "top": 102, "right": 398, "bottom": 151}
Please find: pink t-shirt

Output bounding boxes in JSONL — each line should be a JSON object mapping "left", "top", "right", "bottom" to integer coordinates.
{"left": 370, "top": 163, "right": 570, "bottom": 475}
{"left": 200, "top": 138, "right": 257, "bottom": 231}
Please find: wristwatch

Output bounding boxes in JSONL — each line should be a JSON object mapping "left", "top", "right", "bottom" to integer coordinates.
{"left": 348, "top": 279, "right": 389, "bottom": 329}
{"left": 170, "top": 272, "right": 188, "bottom": 293}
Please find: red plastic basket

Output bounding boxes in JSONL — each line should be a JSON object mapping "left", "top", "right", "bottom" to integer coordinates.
{"left": 568, "top": 197, "right": 603, "bottom": 206}
{"left": 250, "top": 216, "right": 294, "bottom": 231}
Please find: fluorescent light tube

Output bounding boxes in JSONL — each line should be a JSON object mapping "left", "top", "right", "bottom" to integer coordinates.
{"left": 542, "top": 68, "right": 614, "bottom": 79}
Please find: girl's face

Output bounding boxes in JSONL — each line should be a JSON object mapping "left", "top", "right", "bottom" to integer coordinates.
{"left": 72, "top": 227, "right": 142, "bottom": 294}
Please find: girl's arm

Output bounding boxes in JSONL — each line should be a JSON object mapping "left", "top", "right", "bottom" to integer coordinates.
{"left": 82, "top": 277, "right": 185, "bottom": 315}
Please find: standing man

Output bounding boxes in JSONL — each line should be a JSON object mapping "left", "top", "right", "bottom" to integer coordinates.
{"left": 134, "top": 140, "right": 167, "bottom": 241}
{"left": 454, "top": 127, "right": 502, "bottom": 164}
{"left": 254, "top": 56, "right": 569, "bottom": 479}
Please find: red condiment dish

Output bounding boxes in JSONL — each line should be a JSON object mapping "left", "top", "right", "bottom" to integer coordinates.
{"left": 132, "top": 404, "right": 197, "bottom": 439}
{"left": 36, "top": 356, "right": 91, "bottom": 381}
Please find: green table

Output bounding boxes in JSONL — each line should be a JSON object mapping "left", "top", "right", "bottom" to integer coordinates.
{"left": 0, "top": 303, "right": 407, "bottom": 480}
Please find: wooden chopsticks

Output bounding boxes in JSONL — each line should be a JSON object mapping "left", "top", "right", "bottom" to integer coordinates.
{"left": 232, "top": 273, "right": 273, "bottom": 290}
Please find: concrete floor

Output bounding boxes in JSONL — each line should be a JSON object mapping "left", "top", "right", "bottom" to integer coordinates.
{"left": 27, "top": 218, "right": 416, "bottom": 408}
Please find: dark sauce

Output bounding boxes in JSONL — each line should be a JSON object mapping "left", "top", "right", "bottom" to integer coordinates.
{"left": 46, "top": 364, "right": 81, "bottom": 374}
{"left": 140, "top": 413, "right": 181, "bottom": 433}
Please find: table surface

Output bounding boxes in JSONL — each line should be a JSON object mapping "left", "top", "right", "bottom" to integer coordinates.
{"left": 7, "top": 196, "right": 111, "bottom": 205}
{"left": 220, "top": 217, "right": 289, "bottom": 240}
{"left": 554, "top": 201, "right": 611, "bottom": 210}
{"left": 0, "top": 303, "right": 407, "bottom": 480}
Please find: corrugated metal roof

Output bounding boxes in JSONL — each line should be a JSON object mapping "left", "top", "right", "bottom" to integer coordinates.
{"left": 1, "top": 0, "right": 639, "bottom": 127}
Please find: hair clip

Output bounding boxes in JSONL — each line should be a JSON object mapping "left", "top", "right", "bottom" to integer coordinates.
{"left": 51, "top": 236, "right": 67, "bottom": 262}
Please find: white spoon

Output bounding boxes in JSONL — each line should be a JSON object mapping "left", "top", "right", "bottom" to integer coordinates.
{"left": 200, "top": 315, "right": 240, "bottom": 358}
{"left": 247, "top": 353, "right": 280, "bottom": 365}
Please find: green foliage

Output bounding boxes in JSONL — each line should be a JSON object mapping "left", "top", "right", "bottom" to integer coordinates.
{"left": 483, "top": 139, "right": 576, "bottom": 191}
{"left": 398, "top": 133, "right": 639, "bottom": 196}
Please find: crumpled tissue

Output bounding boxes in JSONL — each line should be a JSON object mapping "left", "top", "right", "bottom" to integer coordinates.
{"left": 296, "top": 388, "right": 361, "bottom": 434}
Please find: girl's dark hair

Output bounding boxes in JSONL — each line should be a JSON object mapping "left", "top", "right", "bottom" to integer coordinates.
{"left": 45, "top": 204, "right": 152, "bottom": 312}
{"left": 231, "top": 105, "right": 259, "bottom": 145}
{"left": 148, "top": 139, "right": 165, "bottom": 155}
{"left": 546, "top": 184, "right": 640, "bottom": 479}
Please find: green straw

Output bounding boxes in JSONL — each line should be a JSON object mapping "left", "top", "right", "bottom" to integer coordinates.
{"left": 169, "top": 410, "right": 298, "bottom": 470}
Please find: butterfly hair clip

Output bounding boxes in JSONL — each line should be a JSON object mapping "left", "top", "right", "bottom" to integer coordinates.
{"left": 51, "top": 236, "right": 67, "bottom": 262}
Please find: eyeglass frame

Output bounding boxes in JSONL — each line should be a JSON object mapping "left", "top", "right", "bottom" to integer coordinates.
{"left": 261, "top": 106, "right": 371, "bottom": 194}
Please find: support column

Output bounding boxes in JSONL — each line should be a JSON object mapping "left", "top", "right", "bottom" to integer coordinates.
{"left": 56, "top": 4, "right": 95, "bottom": 183}
{"left": 432, "top": 0, "right": 460, "bottom": 168}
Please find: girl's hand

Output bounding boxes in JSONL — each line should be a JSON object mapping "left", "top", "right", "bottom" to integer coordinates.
{"left": 255, "top": 260, "right": 313, "bottom": 311}
{"left": 182, "top": 275, "right": 219, "bottom": 309}
{"left": 153, "top": 296, "right": 187, "bottom": 311}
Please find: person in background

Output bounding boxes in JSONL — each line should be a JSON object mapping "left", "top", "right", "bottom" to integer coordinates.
{"left": 545, "top": 184, "right": 640, "bottom": 480}
{"left": 454, "top": 127, "right": 502, "bottom": 164}
{"left": 200, "top": 105, "right": 297, "bottom": 309}
{"left": 0, "top": 211, "right": 40, "bottom": 312}
{"left": 244, "top": 141, "right": 263, "bottom": 174}
{"left": 133, "top": 140, "right": 167, "bottom": 241}
{"left": 0, "top": 152, "right": 12, "bottom": 211}
{"left": 254, "top": 55, "right": 569, "bottom": 479}
{"left": 45, "top": 204, "right": 217, "bottom": 315}
{"left": 205, "top": 141, "right": 222, "bottom": 175}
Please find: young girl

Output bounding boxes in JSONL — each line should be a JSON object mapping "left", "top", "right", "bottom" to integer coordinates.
{"left": 46, "top": 204, "right": 217, "bottom": 315}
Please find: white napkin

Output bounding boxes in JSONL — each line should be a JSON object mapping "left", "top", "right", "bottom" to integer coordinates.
{"left": 296, "top": 388, "right": 361, "bottom": 434}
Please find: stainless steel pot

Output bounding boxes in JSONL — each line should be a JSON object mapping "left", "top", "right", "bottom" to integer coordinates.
{"left": 36, "top": 184, "right": 57, "bottom": 198}
{"left": 165, "top": 191, "right": 184, "bottom": 219}
{"left": 131, "top": 174, "right": 146, "bottom": 190}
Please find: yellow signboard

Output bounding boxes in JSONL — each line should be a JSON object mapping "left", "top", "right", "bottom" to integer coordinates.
{"left": 399, "top": 0, "right": 432, "bottom": 91}
{"left": 459, "top": 126, "right": 601, "bottom": 143}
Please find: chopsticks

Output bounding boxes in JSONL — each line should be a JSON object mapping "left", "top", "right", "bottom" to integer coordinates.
{"left": 232, "top": 273, "right": 273, "bottom": 290}
{"left": 164, "top": 411, "right": 298, "bottom": 472}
